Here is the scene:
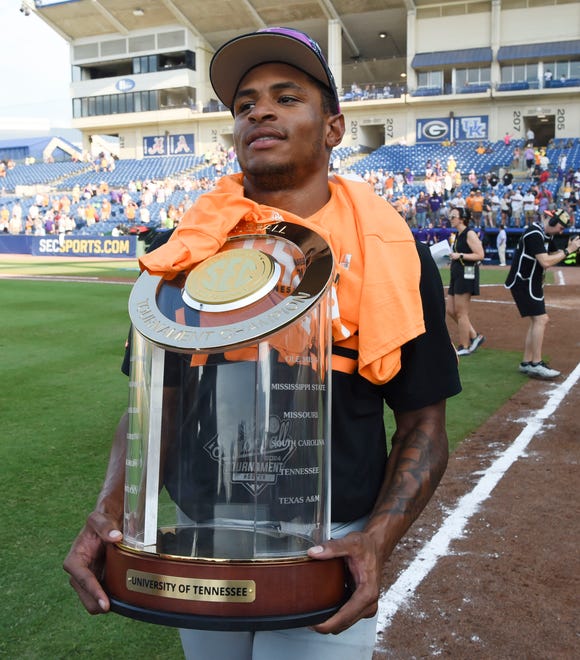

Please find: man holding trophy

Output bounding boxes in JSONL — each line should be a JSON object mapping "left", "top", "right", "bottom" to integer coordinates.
{"left": 64, "top": 28, "right": 461, "bottom": 660}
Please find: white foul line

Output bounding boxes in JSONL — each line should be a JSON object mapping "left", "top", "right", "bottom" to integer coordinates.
{"left": 375, "top": 360, "right": 580, "bottom": 636}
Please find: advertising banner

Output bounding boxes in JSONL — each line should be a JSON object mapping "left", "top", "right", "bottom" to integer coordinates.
{"left": 0, "top": 235, "right": 137, "bottom": 258}
{"left": 169, "top": 134, "right": 195, "bottom": 155}
{"left": 33, "top": 236, "right": 137, "bottom": 257}
{"left": 143, "top": 135, "right": 169, "bottom": 156}
{"left": 453, "top": 116, "right": 489, "bottom": 141}
{"left": 416, "top": 115, "right": 488, "bottom": 142}
{"left": 0, "top": 235, "right": 32, "bottom": 255}
{"left": 416, "top": 117, "right": 451, "bottom": 143}
{"left": 143, "top": 134, "right": 195, "bottom": 156}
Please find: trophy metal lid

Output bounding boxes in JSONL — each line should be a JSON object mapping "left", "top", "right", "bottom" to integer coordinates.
{"left": 128, "top": 222, "right": 334, "bottom": 352}
{"left": 182, "top": 248, "right": 281, "bottom": 312}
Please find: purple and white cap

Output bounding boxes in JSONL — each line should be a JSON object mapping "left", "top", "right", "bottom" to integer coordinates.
{"left": 210, "top": 27, "right": 340, "bottom": 113}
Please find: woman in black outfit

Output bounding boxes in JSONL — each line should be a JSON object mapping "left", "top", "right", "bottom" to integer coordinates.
{"left": 446, "top": 208, "right": 485, "bottom": 356}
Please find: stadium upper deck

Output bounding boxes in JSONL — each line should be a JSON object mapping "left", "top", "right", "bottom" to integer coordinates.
{"left": 20, "top": 0, "right": 580, "bottom": 160}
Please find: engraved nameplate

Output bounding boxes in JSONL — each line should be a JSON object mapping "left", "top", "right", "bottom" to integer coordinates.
{"left": 126, "top": 569, "right": 256, "bottom": 603}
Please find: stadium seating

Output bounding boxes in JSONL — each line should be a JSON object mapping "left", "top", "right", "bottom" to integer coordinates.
{"left": 1, "top": 161, "right": 89, "bottom": 192}
{"left": 1, "top": 137, "right": 579, "bottom": 239}
{"left": 349, "top": 139, "right": 525, "bottom": 177}
{"left": 54, "top": 155, "right": 204, "bottom": 191}
{"left": 496, "top": 82, "right": 529, "bottom": 92}
{"left": 457, "top": 84, "right": 490, "bottom": 94}
{"left": 411, "top": 87, "right": 442, "bottom": 97}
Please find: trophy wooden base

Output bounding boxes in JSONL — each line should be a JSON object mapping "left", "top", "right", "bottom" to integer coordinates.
{"left": 105, "top": 544, "right": 348, "bottom": 631}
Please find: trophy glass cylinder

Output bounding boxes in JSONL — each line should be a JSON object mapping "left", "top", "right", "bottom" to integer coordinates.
{"left": 105, "top": 223, "right": 347, "bottom": 630}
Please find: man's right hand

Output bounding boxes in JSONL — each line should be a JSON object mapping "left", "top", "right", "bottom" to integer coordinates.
{"left": 63, "top": 512, "right": 123, "bottom": 614}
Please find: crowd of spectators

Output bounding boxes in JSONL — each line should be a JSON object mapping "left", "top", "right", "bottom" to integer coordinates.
{"left": 340, "top": 82, "right": 405, "bottom": 102}
{"left": 0, "top": 174, "right": 218, "bottom": 237}
{"left": 1, "top": 141, "right": 579, "bottom": 240}
{"left": 353, "top": 155, "right": 579, "bottom": 236}
{"left": 0, "top": 145, "right": 240, "bottom": 237}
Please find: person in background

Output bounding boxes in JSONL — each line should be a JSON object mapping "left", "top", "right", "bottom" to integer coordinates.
{"left": 496, "top": 223, "right": 507, "bottom": 266}
{"left": 450, "top": 189, "right": 466, "bottom": 213}
{"left": 63, "top": 27, "right": 461, "bottom": 660}
{"left": 446, "top": 207, "right": 486, "bottom": 356}
{"left": 428, "top": 190, "right": 443, "bottom": 226}
{"left": 505, "top": 209, "right": 580, "bottom": 379}
{"left": 9, "top": 201, "right": 23, "bottom": 234}
{"left": 512, "top": 145, "right": 521, "bottom": 170}
{"left": 481, "top": 192, "right": 493, "bottom": 228}
{"left": 523, "top": 187, "right": 537, "bottom": 224}
{"left": 526, "top": 128, "right": 535, "bottom": 145}
{"left": 511, "top": 187, "right": 524, "bottom": 228}
{"left": 0, "top": 204, "right": 9, "bottom": 232}
{"left": 415, "top": 191, "right": 428, "bottom": 228}
{"left": 466, "top": 188, "right": 484, "bottom": 227}
{"left": 502, "top": 168, "right": 514, "bottom": 190}
{"left": 524, "top": 144, "right": 535, "bottom": 174}
{"left": 500, "top": 192, "right": 512, "bottom": 227}
{"left": 490, "top": 189, "right": 501, "bottom": 228}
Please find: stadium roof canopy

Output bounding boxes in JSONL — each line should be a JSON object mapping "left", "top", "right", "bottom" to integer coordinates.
{"left": 32, "top": 0, "right": 415, "bottom": 83}
{"left": 412, "top": 47, "right": 492, "bottom": 68}
{"left": 0, "top": 135, "right": 81, "bottom": 161}
{"left": 497, "top": 39, "right": 580, "bottom": 63}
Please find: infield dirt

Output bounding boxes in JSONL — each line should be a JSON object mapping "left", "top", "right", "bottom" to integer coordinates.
{"left": 375, "top": 267, "right": 580, "bottom": 658}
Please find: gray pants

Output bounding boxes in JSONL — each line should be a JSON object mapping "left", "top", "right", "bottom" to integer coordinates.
{"left": 180, "top": 518, "right": 378, "bottom": 660}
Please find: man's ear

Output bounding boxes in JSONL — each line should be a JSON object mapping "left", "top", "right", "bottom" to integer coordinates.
{"left": 326, "top": 113, "right": 345, "bottom": 149}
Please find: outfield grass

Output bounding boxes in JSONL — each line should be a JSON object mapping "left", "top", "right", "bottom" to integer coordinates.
{"left": 0, "top": 265, "right": 523, "bottom": 658}
{"left": 1, "top": 279, "right": 181, "bottom": 658}
{"left": 438, "top": 263, "right": 555, "bottom": 287}
{"left": 0, "top": 257, "right": 140, "bottom": 281}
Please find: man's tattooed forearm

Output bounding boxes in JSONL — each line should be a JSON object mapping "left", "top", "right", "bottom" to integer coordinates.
{"left": 371, "top": 428, "right": 447, "bottom": 520}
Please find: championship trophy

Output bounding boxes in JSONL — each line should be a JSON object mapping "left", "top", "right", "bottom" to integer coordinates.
{"left": 105, "top": 222, "right": 348, "bottom": 630}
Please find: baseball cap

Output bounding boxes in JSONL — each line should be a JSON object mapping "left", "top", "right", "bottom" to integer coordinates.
{"left": 209, "top": 27, "right": 340, "bottom": 113}
{"left": 545, "top": 209, "right": 571, "bottom": 226}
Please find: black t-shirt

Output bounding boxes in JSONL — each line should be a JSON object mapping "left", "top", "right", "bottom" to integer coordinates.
{"left": 502, "top": 172, "right": 514, "bottom": 186}
{"left": 505, "top": 222, "right": 550, "bottom": 299}
{"left": 330, "top": 241, "right": 461, "bottom": 519}
{"left": 123, "top": 241, "right": 461, "bottom": 522}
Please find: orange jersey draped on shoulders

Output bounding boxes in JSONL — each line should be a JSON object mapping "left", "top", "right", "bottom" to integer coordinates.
{"left": 139, "top": 173, "right": 424, "bottom": 384}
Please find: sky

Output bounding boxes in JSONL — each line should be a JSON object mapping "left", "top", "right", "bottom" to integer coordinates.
{"left": 0, "top": 1, "right": 72, "bottom": 130}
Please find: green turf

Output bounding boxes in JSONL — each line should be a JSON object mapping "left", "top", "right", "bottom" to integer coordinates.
{"left": 1, "top": 280, "right": 182, "bottom": 658}
{"left": 0, "top": 257, "right": 140, "bottom": 280}
{"left": 0, "top": 270, "right": 525, "bottom": 658}
{"left": 383, "top": 348, "right": 523, "bottom": 454}
{"left": 442, "top": 348, "right": 523, "bottom": 452}
{"left": 438, "top": 263, "right": 555, "bottom": 286}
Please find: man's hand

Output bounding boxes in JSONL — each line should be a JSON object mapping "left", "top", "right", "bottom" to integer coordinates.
{"left": 63, "top": 512, "right": 123, "bottom": 615}
{"left": 567, "top": 235, "right": 580, "bottom": 254}
{"left": 306, "top": 531, "right": 381, "bottom": 634}
{"left": 307, "top": 402, "right": 449, "bottom": 636}
{"left": 64, "top": 411, "right": 128, "bottom": 614}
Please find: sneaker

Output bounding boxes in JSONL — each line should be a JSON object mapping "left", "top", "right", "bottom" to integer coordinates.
{"left": 519, "top": 361, "right": 533, "bottom": 374}
{"left": 526, "top": 361, "right": 561, "bottom": 379}
{"left": 456, "top": 346, "right": 471, "bottom": 356}
{"left": 469, "top": 334, "right": 485, "bottom": 353}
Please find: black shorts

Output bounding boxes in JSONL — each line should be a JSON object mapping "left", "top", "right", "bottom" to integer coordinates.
{"left": 448, "top": 273, "right": 479, "bottom": 296}
{"left": 509, "top": 280, "right": 545, "bottom": 317}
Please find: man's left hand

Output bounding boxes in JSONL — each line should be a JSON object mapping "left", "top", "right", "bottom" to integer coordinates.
{"left": 307, "top": 531, "right": 381, "bottom": 634}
